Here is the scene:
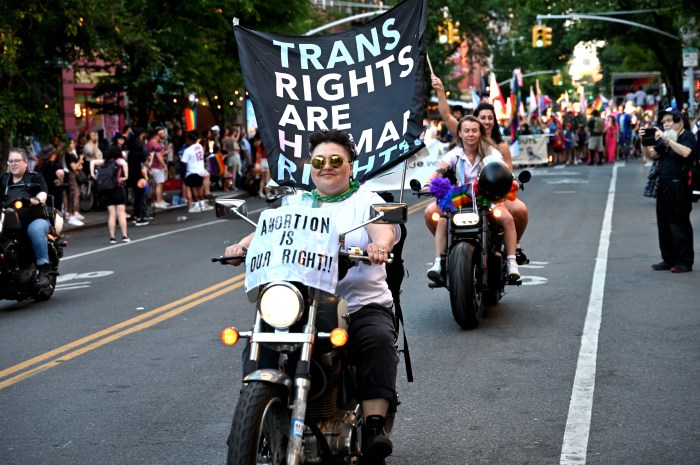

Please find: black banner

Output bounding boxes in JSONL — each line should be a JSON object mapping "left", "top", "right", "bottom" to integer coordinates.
{"left": 234, "top": 0, "right": 427, "bottom": 188}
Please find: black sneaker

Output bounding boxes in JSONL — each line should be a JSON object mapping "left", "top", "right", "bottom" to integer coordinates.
{"left": 651, "top": 261, "right": 672, "bottom": 271}
{"left": 516, "top": 247, "right": 529, "bottom": 265}
{"left": 671, "top": 263, "right": 692, "bottom": 273}
{"left": 133, "top": 219, "right": 150, "bottom": 226}
{"left": 35, "top": 264, "right": 50, "bottom": 287}
{"left": 361, "top": 415, "right": 392, "bottom": 464}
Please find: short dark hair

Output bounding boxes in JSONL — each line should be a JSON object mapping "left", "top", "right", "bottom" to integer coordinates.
{"left": 185, "top": 130, "right": 199, "bottom": 142}
{"left": 105, "top": 145, "right": 122, "bottom": 160}
{"left": 308, "top": 129, "right": 357, "bottom": 162}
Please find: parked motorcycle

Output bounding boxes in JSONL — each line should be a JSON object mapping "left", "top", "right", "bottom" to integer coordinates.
{"left": 212, "top": 194, "right": 407, "bottom": 465}
{"left": 0, "top": 183, "right": 65, "bottom": 302}
{"left": 411, "top": 162, "right": 531, "bottom": 330}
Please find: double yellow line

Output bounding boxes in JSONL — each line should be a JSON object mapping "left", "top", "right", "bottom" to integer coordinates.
{"left": 0, "top": 274, "right": 246, "bottom": 390}
{"left": 0, "top": 198, "right": 433, "bottom": 390}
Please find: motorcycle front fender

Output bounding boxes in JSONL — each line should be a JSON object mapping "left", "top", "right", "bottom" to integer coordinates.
{"left": 243, "top": 368, "right": 294, "bottom": 394}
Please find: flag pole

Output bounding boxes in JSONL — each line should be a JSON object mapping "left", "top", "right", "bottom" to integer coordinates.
{"left": 426, "top": 53, "right": 434, "bottom": 76}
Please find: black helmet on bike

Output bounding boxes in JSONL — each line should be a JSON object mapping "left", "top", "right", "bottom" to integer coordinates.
{"left": 478, "top": 155, "right": 513, "bottom": 201}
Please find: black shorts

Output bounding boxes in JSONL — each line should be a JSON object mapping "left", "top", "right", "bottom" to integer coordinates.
{"left": 185, "top": 174, "right": 203, "bottom": 187}
{"left": 100, "top": 186, "right": 126, "bottom": 206}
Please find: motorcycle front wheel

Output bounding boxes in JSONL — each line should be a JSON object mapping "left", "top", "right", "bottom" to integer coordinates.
{"left": 448, "top": 242, "right": 483, "bottom": 330}
{"left": 227, "top": 383, "right": 290, "bottom": 465}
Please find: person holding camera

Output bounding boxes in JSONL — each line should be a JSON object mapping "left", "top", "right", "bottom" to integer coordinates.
{"left": 640, "top": 108, "right": 696, "bottom": 273}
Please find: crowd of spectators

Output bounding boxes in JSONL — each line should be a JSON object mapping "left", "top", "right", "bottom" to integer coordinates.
{"left": 16, "top": 121, "right": 267, "bottom": 228}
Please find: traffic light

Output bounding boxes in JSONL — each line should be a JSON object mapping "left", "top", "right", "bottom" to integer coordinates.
{"left": 532, "top": 25, "right": 545, "bottom": 48}
{"left": 437, "top": 24, "right": 448, "bottom": 44}
{"left": 543, "top": 26, "right": 553, "bottom": 47}
{"left": 449, "top": 20, "right": 462, "bottom": 44}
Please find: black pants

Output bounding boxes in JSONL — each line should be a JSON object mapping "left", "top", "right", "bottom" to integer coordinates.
{"left": 130, "top": 183, "right": 148, "bottom": 219}
{"left": 243, "top": 303, "right": 398, "bottom": 404}
{"left": 656, "top": 179, "right": 694, "bottom": 267}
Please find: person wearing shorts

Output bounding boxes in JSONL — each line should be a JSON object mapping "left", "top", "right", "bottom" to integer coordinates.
{"left": 90, "top": 146, "right": 130, "bottom": 243}
{"left": 181, "top": 131, "right": 213, "bottom": 213}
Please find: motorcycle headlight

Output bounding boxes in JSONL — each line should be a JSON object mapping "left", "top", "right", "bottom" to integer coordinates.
{"left": 257, "top": 282, "right": 304, "bottom": 329}
{"left": 453, "top": 212, "right": 479, "bottom": 227}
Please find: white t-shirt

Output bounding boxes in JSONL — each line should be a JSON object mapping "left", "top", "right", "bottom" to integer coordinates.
{"left": 284, "top": 188, "right": 400, "bottom": 313}
{"left": 181, "top": 143, "right": 206, "bottom": 176}
{"left": 440, "top": 146, "right": 501, "bottom": 186}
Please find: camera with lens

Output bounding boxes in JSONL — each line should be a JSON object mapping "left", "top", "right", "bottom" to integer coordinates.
{"left": 641, "top": 127, "right": 658, "bottom": 147}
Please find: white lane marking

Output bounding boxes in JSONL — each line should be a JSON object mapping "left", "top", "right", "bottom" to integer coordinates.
{"left": 55, "top": 282, "right": 91, "bottom": 287}
{"left": 55, "top": 286, "right": 90, "bottom": 291}
{"left": 62, "top": 207, "right": 267, "bottom": 261}
{"left": 560, "top": 164, "right": 617, "bottom": 464}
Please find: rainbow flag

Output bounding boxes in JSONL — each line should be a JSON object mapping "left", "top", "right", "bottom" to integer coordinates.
{"left": 451, "top": 184, "right": 472, "bottom": 209}
{"left": 592, "top": 93, "right": 609, "bottom": 111}
{"left": 207, "top": 153, "right": 226, "bottom": 176}
{"left": 184, "top": 107, "right": 197, "bottom": 131}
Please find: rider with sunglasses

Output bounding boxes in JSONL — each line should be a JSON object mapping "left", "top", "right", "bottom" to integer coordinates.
{"left": 224, "top": 129, "right": 400, "bottom": 464}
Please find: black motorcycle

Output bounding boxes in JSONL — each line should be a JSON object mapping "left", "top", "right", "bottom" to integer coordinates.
{"left": 212, "top": 195, "right": 407, "bottom": 465}
{"left": 0, "top": 183, "right": 65, "bottom": 302}
{"left": 411, "top": 164, "right": 531, "bottom": 330}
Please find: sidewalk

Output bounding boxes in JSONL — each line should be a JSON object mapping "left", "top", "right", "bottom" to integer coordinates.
{"left": 63, "top": 188, "right": 246, "bottom": 232}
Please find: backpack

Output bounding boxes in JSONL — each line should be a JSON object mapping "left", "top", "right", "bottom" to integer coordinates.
{"left": 96, "top": 160, "right": 120, "bottom": 192}
{"left": 593, "top": 117, "right": 605, "bottom": 134}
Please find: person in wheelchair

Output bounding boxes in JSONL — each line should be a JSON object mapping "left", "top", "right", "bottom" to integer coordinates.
{"left": 1, "top": 148, "right": 54, "bottom": 286}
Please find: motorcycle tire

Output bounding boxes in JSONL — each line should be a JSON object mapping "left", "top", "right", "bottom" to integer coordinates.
{"left": 227, "top": 383, "right": 290, "bottom": 465}
{"left": 448, "top": 242, "right": 483, "bottom": 330}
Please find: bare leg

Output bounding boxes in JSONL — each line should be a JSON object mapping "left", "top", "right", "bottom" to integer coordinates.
{"left": 117, "top": 204, "right": 128, "bottom": 238}
{"left": 107, "top": 205, "right": 116, "bottom": 238}
{"left": 495, "top": 207, "right": 517, "bottom": 256}
{"left": 434, "top": 218, "right": 447, "bottom": 257}
{"left": 505, "top": 198, "right": 528, "bottom": 242}
{"left": 423, "top": 203, "right": 440, "bottom": 236}
{"left": 361, "top": 398, "right": 389, "bottom": 419}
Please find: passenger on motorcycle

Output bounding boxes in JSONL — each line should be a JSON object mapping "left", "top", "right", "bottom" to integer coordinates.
{"left": 1, "top": 148, "right": 52, "bottom": 286}
{"left": 224, "top": 129, "right": 400, "bottom": 463}
{"left": 423, "top": 116, "right": 521, "bottom": 282}
{"left": 431, "top": 74, "right": 530, "bottom": 264}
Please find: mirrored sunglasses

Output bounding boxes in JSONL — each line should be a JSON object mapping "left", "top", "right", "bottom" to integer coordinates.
{"left": 311, "top": 155, "right": 346, "bottom": 169}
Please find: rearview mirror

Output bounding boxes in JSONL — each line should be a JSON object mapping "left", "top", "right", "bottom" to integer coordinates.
{"left": 370, "top": 203, "right": 407, "bottom": 224}
{"left": 215, "top": 198, "right": 248, "bottom": 220}
{"left": 409, "top": 179, "right": 422, "bottom": 192}
{"left": 518, "top": 170, "right": 531, "bottom": 184}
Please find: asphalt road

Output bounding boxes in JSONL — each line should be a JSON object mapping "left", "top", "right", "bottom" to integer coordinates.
{"left": 1, "top": 160, "right": 698, "bottom": 465}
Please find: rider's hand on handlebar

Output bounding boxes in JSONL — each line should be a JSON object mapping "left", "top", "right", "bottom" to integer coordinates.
{"left": 366, "top": 242, "right": 392, "bottom": 265}
{"left": 223, "top": 244, "right": 246, "bottom": 266}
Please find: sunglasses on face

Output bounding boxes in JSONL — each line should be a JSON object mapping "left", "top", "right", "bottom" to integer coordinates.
{"left": 310, "top": 155, "right": 347, "bottom": 169}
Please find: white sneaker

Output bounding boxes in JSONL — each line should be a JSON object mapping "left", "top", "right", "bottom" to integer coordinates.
{"left": 201, "top": 203, "right": 214, "bottom": 211}
{"left": 155, "top": 201, "right": 169, "bottom": 209}
{"left": 426, "top": 258, "right": 442, "bottom": 282}
{"left": 75, "top": 212, "right": 85, "bottom": 221}
{"left": 188, "top": 205, "right": 202, "bottom": 213}
{"left": 507, "top": 260, "right": 520, "bottom": 280}
{"left": 67, "top": 216, "right": 84, "bottom": 227}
